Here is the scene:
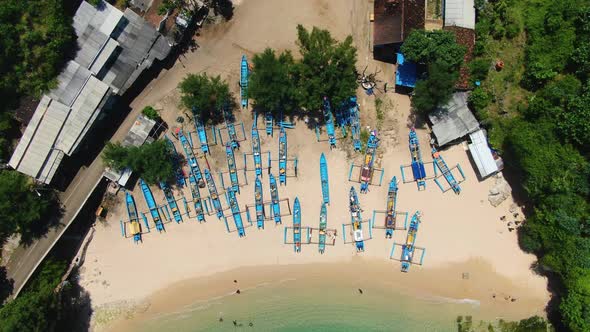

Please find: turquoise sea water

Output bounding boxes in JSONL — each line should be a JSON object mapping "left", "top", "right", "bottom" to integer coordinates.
{"left": 129, "top": 277, "right": 479, "bottom": 331}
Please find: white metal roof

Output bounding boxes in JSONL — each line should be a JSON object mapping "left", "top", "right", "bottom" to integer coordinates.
{"left": 444, "top": 0, "right": 475, "bottom": 30}
{"left": 429, "top": 92, "right": 479, "bottom": 146}
{"left": 468, "top": 129, "right": 498, "bottom": 179}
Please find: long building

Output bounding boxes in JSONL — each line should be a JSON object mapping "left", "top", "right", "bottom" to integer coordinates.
{"left": 8, "top": 1, "right": 171, "bottom": 184}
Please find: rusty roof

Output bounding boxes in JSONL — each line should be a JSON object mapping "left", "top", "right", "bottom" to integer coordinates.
{"left": 444, "top": 26, "right": 475, "bottom": 90}
{"left": 374, "top": 0, "right": 425, "bottom": 46}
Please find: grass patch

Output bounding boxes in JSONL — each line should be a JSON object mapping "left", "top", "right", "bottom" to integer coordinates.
{"left": 360, "top": 128, "right": 369, "bottom": 152}
{"left": 375, "top": 98, "right": 384, "bottom": 130}
{"left": 426, "top": 0, "right": 443, "bottom": 19}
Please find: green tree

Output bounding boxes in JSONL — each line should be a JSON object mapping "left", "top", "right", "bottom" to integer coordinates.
{"left": 294, "top": 25, "right": 358, "bottom": 111}
{"left": 0, "top": 171, "right": 53, "bottom": 243}
{"left": 411, "top": 62, "right": 458, "bottom": 114}
{"left": 141, "top": 106, "right": 160, "bottom": 121}
{"left": 400, "top": 30, "right": 466, "bottom": 70}
{"left": 102, "top": 140, "right": 174, "bottom": 185}
{"left": 178, "top": 73, "right": 233, "bottom": 124}
{"left": 248, "top": 48, "right": 297, "bottom": 116}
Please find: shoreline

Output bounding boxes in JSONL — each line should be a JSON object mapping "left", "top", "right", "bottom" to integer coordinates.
{"left": 95, "top": 258, "right": 548, "bottom": 331}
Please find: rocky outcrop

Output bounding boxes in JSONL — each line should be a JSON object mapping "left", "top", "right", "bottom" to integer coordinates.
{"left": 488, "top": 174, "right": 512, "bottom": 207}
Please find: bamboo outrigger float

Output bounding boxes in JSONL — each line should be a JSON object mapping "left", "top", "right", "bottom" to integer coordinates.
{"left": 432, "top": 147, "right": 465, "bottom": 194}
{"left": 390, "top": 211, "right": 426, "bottom": 272}
{"left": 164, "top": 135, "right": 186, "bottom": 187}
{"left": 240, "top": 55, "right": 249, "bottom": 108}
{"left": 269, "top": 174, "right": 282, "bottom": 224}
{"left": 159, "top": 182, "right": 182, "bottom": 223}
{"left": 279, "top": 127, "right": 287, "bottom": 185}
{"left": 371, "top": 177, "right": 408, "bottom": 239}
{"left": 179, "top": 130, "right": 203, "bottom": 183}
{"left": 140, "top": 179, "right": 164, "bottom": 232}
{"left": 204, "top": 169, "right": 224, "bottom": 219}
{"left": 320, "top": 153, "right": 330, "bottom": 205}
{"left": 227, "top": 187, "right": 246, "bottom": 237}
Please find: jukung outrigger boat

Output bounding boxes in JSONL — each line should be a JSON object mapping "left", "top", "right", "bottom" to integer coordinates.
{"left": 322, "top": 97, "right": 336, "bottom": 148}
{"left": 384, "top": 177, "right": 398, "bottom": 238}
{"left": 225, "top": 144, "right": 240, "bottom": 193}
{"left": 251, "top": 122, "right": 263, "bottom": 177}
{"left": 164, "top": 135, "right": 186, "bottom": 187}
{"left": 432, "top": 147, "right": 465, "bottom": 194}
{"left": 188, "top": 172, "right": 206, "bottom": 222}
{"left": 126, "top": 192, "right": 142, "bottom": 243}
{"left": 400, "top": 128, "right": 434, "bottom": 190}
{"left": 320, "top": 153, "right": 330, "bottom": 205}
{"left": 278, "top": 127, "right": 287, "bottom": 185}
{"left": 348, "top": 97, "right": 362, "bottom": 151}
{"left": 179, "top": 130, "right": 203, "bottom": 183}
{"left": 318, "top": 203, "right": 328, "bottom": 254}
{"left": 193, "top": 110, "right": 210, "bottom": 154}
{"left": 159, "top": 181, "right": 182, "bottom": 223}
{"left": 390, "top": 211, "right": 426, "bottom": 272}
{"left": 255, "top": 176, "right": 265, "bottom": 229}
{"left": 240, "top": 55, "right": 249, "bottom": 108}
{"left": 269, "top": 174, "right": 282, "bottom": 224}
{"left": 360, "top": 130, "right": 379, "bottom": 193}
{"left": 140, "top": 179, "right": 164, "bottom": 232}
{"left": 293, "top": 198, "right": 302, "bottom": 252}
{"left": 204, "top": 169, "right": 224, "bottom": 219}
{"left": 349, "top": 186, "right": 364, "bottom": 252}
{"left": 227, "top": 187, "right": 246, "bottom": 237}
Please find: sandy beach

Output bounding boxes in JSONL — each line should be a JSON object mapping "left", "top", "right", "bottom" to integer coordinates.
{"left": 78, "top": 0, "right": 550, "bottom": 329}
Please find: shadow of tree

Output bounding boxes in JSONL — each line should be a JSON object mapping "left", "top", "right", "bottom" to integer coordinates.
{"left": 0, "top": 266, "right": 14, "bottom": 305}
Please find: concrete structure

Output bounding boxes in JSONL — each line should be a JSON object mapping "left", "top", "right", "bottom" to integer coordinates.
{"left": 443, "top": 0, "right": 475, "bottom": 30}
{"left": 468, "top": 129, "right": 503, "bottom": 180}
{"left": 103, "top": 114, "right": 156, "bottom": 186}
{"left": 429, "top": 92, "right": 479, "bottom": 146}
{"left": 9, "top": 1, "right": 170, "bottom": 184}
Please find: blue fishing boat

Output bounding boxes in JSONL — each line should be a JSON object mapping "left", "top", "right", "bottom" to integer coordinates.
{"left": 409, "top": 128, "right": 427, "bottom": 190}
{"left": 192, "top": 109, "right": 209, "bottom": 154}
{"left": 269, "top": 174, "right": 282, "bottom": 224}
{"left": 320, "top": 153, "right": 330, "bottom": 205}
{"left": 348, "top": 97, "right": 362, "bottom": 151}
{"left": 384, "top": 177, "right": 398, "bottom": 238}
{"left": 240, "top": 55, "right": 249, "bottom": 108}
{"left": 188, "top": 173, "right": 206, "bottom": 222}
{"left": 401, "top": 212, "right": 421, "bottom": 272}
{"left": 179, "top": 130, "right": 203, "bottom": 182}
{"left": 251, "top": 122, "right": 262, "bottom": 176}
{"left": 204, "top": 169, "right": 224, "bottom": 219}
{"left": 255, "top": 176, "right": 265, "bottom": 229}
{"left": 293, "top": 197, "right": 302, "bottom": 252}
{"left": 432, "top": 148, "right": 462, "bottom": 194}
{"left": 227, "top": 120, "right": 239, "bottom": 150}
{"left": 318, "top": 203, "right": 327, "bottom": 254}
{"left": 126, "top": 192, "right": 142, "bottom": 243}
{"left": 227, "top": 187, "right": 245, "bottom": 237}
{"left": 360, "top": 130, "right": 379, "bottom": 194}
{"left": 349, "top": 186, "right": 364, "bottom": 252}
{"left": 140, "top": 179, "right": 164, "bottom": 232}
{"left": 165, "top": 135, "right": 186, "bottom": 187}
{"left": 278, "top": 127, "right": 287, "bottom": 185}
{"left": 225, "top": 144, "right": 240, "bottom": 193}
{"left": 322, "top": 97, "right": 336, "bottom": 148}
{"left": 159, "top": 181, "right": 182, "bottom": 223}
{"left": 265, "top": 112, "right": 273, "bottom": 136}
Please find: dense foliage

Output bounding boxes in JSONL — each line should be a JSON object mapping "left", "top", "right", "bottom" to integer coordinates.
{"left": 294, "top": 25, "right": 358, "bottom": 111}
{"left": 0, "top": 171, "right": 55, "bottom": 244}
{"left": 102, "top": 140, "right": 174, "bottom": 185}
{"left": 457, "top": 315, "right": 549, "bottom": 332}
{"left": 248, "top": 48, "right": 297, "bottom": 116}
{"left": 178, "top": 73, "right": 234, "bottom": 124}
{"left": 471, "top": 0, "right": 590, "bottom": 330}
{"left": 141, "top": 106, "right": 160, "bottom": 121}
{"left": 247, "top": 25, "right": 358, "bottom": 115}
{"left": 401, "top": 30, "right": 465, "bottom": 114}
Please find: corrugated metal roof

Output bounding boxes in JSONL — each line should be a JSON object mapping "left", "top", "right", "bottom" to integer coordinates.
{"left": 48, "top": 61, "right": 92, "bottom": 107}
{"left": 444, "top": 0, "right": 475, "bottom": 30}
{"left": 9, "top": 98, "right": 70, "bottom": 181}
{"left": 429, "top": 92, "right": 479, "bottom": 146}
{"left": 468, "top": 129, "right": 498, "bottom": 179}
{"left": 122, "top": 114, "right": 156, "bottom": 147}
{"left": 55, "top": 77, "right": 111, "bottom": 155}
{"left": 90, "top": 38, "right": 120, "bottom": 75}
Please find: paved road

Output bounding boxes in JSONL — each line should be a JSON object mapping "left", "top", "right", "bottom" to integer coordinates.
{"left": 4, "top": 92, "right": 152, "bottom": 298}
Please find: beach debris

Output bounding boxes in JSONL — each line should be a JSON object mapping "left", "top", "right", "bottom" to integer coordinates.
{"left": 511, "top": 298, "right": 517, "bottom": 302}
{"left": 488, "top": 175, "right": 512, "bottom": 207}
{"left": 509, "top": 203, "right": 518, "bottom": 213}
{"left": 462, "top": 272, "right": 470, "bottom": 280}
{"left": 233, "top": 320, "right": 238, "bottom": 326}
{"left": 500, "top": 215, "right": 506, "bottom": 221}
{"left": 236, "top": 289, "right": 241, "bottom": 294}
{"left": 358, "top": 288, "right": 363, "bottom": 294}
{"left": 234, "top": 279, "right": 237, "bottom": 283}
{"left": 219, "top": 317, "right": 224, "bottom": 322}
{"left": 249, "top": 322, "right": 254, "bottom": 327}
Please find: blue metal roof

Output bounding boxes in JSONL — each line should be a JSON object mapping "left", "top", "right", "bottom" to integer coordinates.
{"left": 395, "top": 53, "right": 418, "bottom": 88}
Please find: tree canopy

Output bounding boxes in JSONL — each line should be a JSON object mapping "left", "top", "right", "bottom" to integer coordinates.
{"left": 411, "top": 61, "right": 458, "bottom": 114}
{"left": 293, "top": 24, "right": 358, "bottom": 111}
{"left": 248, "top": 48, "right": 297, "bottom": 115}
{"left": 400, "top": 30, "right": 466, "bottom": 70}
{"left": 178, "top": 73, "right": 234, "bottom": 124}
{"left": 102, "top": 140, "right": 174, "bottom": 185}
